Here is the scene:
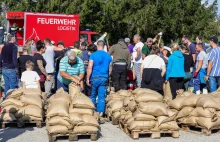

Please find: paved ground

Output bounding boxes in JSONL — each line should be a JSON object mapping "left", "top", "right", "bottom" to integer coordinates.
{"left": 0, "top": 122, "right": 220, "bottom": 142}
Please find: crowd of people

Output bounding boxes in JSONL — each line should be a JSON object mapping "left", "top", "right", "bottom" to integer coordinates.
{"left": 0, "top": 32, "right": 219, "bottom": 119}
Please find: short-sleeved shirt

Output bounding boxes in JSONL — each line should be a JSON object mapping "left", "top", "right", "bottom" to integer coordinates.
{"left": 18, "top": 55, "right": 33, "bottom": 77}
{"left": 189, "top": 43, "right": 196, "bottom": 55}
{"left": 21, "top": 71, "right": 40, "bottom": 88}
{"left": 43, "top": 45, "right": 55, "bottom": 73}
{"left": 58, "top": 56, "right": 85, "bottom": 85}
{"left": 196, "top": 51, "right": 208, "bottom": 69}
{"left": 142, "top": 55, "right": 165, "bottom": 70}
{"left": 33, "top": 53, "right": 47, "bottom": 76}
{"left": 89, "top": 50, "right": 112, "bottom": 79}
{"left": 142, "top": 44, "right": 151, "bottom": 56}
{"left": 208, "top": 47, "right": 220, "bottom": 77}
{"left": 127, "top": 44, "right": 134, "bottom": 54}
{"left": 133, "top": 42, "right": 144, "bottom": 63}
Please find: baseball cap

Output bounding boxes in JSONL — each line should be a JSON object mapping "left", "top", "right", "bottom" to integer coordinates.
{"left": 163, "top": 46, "right": 171, "bottom": 52}
{"left": 147, "top": 38, "right": 153, "bottom": 43}
{"left": 125, "top": 38, "right": 130, "bottom": 43}
{"left": 209, "top": 36, "right": 218, "bottom": 44}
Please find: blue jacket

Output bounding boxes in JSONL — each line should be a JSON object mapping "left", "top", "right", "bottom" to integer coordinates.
{"left": 166, "top": 50, "right": 185, "bottom": 80}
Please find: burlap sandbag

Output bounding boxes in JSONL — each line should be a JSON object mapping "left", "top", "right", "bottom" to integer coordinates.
{"left": 48, "top": 92, "right": 71, "bottom": 105}
{"left": 23, "top": 88, "right": 41, "bottom": 96}
{"left": 71, "top": 94, "right": 94, "bottom": 109}
{"left": 190, "top": 107, "right": 216, "bottom": 118}
{"left": 128, "top": 120, "right": 156, "bottom": 130}
{"left": 0, "top": 113, "right": 17, "bottom": 121}
{"left": 20, "top": 94, "right": 42, "bottom": 108}
{"left": 138, "top": 102, "right": 168, "bottom": 116}
{"left": 47, "top": 125, "right": 69, "bottom": 134}
{"left": 19, "top": 115, "right": 42, "bottom": 121}
{"left": 178, "top": 116, "right": 198, "bottom": 126}
{"left": 169, "top": 96, "right": 187, "bottom": 110}
{"left": 135, "top": 92, "right": 163, "bottom": 103}
{"left": 176, "top": 90, "right": 194, "bottom": 97}
{"left": 69, "top": 113, "right": 83, "bottom": 125}
{"left": 73, "top": 126, "right": 98, "bottom": 133}
{"left": 133, "top": 109, "right": 156, "bottom": 121}
{"left": 106, "top": 100, "right": 117, "bottom": 108}
{"left": 80, "top": 115, "right": 99, "bottom": 127}
{"left": 127, "top": 117, "right": 135, "bottom": 124}
{"left": 47, "top": 100, "right": 69, "bottom": 118}
{"left": 0, "top": 98, "right": 24, "bottom": 107}
{"left": 158, "top": 121, "right": 180, "bottom": 130}
{"left": 105, "top": 94, "right": 123, "bottom": 102}
{"left": 124, "top": 113, "right": 133, "bottom": 123}
{"left": 113, "top": 111, "right": 121, "bottom": 119}
{"left": 109, "top": 100, "right": 123, "bottom": 113}
{"left": 163, "top": 82, "right": 173, "bottom": 102}
{"left": 6, "top": 89, "right": 23, "bottom": 99}
{"left": 47, "top": 116, "right": 71, "bottom": 127}
{"left": 69, "top": 108, "right": 93, "bottom": 115}
{"left": 117, "top": 90, "right": 132, "bottom": 97}
{"left": 181, "top": 95, "right": 202, "bottom": 107}
{"left": 132, "top": 88, "right": 159, "bottom": 95}
{"left": 123, "top": 97, "right": 131, "bottom": 107}
{"left": 69, "top": 83, "right": 81, "bottom": 98}
{"left": 128, "top": 100, "right": 137, "bottom": 112}
{"left": 2, "top": 105, "right": 18, "bottom": 113}
{"left": 196, "top": 97, "right": 220, "bottom": 110}
{"left": 16, "top": 105, "right": 43, "bottom": 118}
{"left": 197, "top": 117, "right": 220, "bottom": 130}
{"left": 175, "top": 107, "right": 194, "bottom": 120}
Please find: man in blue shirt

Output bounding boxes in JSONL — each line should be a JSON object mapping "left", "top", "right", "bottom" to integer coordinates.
{"left": 87, "top": 40, "right": 112, "bottom": 122}
{"left": 182, "top": 35, "right": 196, "bottom": 63}
{"left": 206, "top": 36, "right": 220, "bottom": 92}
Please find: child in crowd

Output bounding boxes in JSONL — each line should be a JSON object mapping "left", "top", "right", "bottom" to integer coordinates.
{"left": 21, "top": 60, "right": 40, "bottom": 89}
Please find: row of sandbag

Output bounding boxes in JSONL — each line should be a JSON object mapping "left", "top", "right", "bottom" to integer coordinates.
{"left": 46, "top": 86, "right": 99, "bottom": 134}
{"left": 0, "top": 88, "right": 46, "bottom": 122}
{"left": 106, "top": 88, "right": 180, "bottom": 131}
{"left": 169, "top": 89, "right": 220, "bottom": 130}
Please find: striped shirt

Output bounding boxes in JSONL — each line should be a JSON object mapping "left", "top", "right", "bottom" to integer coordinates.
{"left": 208, "top": 47, "right": 220, "bottom": 77}
{"left": 57, "top": 56, "right": 85, "bottom": 85}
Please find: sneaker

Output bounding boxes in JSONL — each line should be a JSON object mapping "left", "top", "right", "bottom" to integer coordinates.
{"left": 196, "top": 90, "right": 201, "bottom": 95}
{"left": 203, "top": 89, "right": 208, "bottom": 94}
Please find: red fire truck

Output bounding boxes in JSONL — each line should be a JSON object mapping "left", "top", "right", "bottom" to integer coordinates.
{"left": 5, "top": 12, "right": 99, "bottom": 51}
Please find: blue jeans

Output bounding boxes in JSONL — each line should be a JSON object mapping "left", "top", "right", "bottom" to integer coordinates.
{"left": 134, "top": 63, "right": 141, "bottom": 87}
{"left": 2, "top": 68, "right": 18, "bottom": 98}
{"left": 89, "top": 77, "right": 108, "bottom": 113}
{"left": 56, "top": 79, "right": 69, "bottom": 93}
{"left": 209, "top": 76, "right": 220, "bottom": 92}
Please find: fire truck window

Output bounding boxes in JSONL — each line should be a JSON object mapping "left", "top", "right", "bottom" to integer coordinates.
{"left": 91, "top": 34, "right": 100, "bottom": 43}
{"left": 80, "top": 34, "right": 88, "bottom": 41}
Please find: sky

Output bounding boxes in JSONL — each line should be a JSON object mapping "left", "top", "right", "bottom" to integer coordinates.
{"left": 201, "top": 0, "right": 220, "bottom": 15}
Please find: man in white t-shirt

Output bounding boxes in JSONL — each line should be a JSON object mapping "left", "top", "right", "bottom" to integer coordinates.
{"left": 133, "top": 34, "right": 144, "bottom": 87}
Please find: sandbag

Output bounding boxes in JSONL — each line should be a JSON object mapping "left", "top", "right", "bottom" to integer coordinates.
{"left": 71, "top": 94, "right": 94, "bottom": 109}
{"left": 135, "top": 92, "right": 163, "bottom": 103}
{"left": 181, "top": 95, "right": 201, "bottom": 107}
{"left": 80, "top": 115, "right": 99, "bottom": 127}
{"left": 196, "top": 97, "right": 220, "bottom": 110}
{"left": 2, "top": 105, "right": 18, "bottom": 113}
{"left": 109, "top": 100, "right": 123, "bottom": 113}
{"left": 158, "top": 121, "right": 180, "bottom": 130}
{"left": 128, "top": 121, "right": 156, "bottom": 130}
{"left": 117, "top": 90, "right": 132, "bottom": 97}
{"left": 105, "top": 94, "right": 123, "bottom": 102}
{"left": 133, "top": 109, "right": 156, "bottom": 121}
{"left": 47, "top": 116, "right": 71, "bottom": 127}
{"left": 16, "top": 105, "right": 43, "bottom": 118}
{"left": 69, "top": 108, "right": 93, "bottom": 115}
{"left": 6, "top": 89, "right": 23, "bottom": 99}
{"left": 190, "top": 107, "right": 216, "bottom": 118}
{"left": 47, "top": 125, "right": 69, "bottom": 134}
{"left": 69, "top": 113, "right": 83, "bottom": 125}
{"left": 73, "top": 126, "right": 98, "bottom": 133}
{"left": 0, "top": 113, "right": 17, "bottom": 121}
{"left": 23, "top": 88, "right": 41, "bottom": 96}
{"left": 197, "top": 117, "right": 220, "bottom": 130}
{"left": 175, "top": 107, "right": 194, "bottom": 120}
{"left": 176, "top": 90, "right": 194, "bottom": 97}
{"left": 107, "top": 100, "right": 117, "bottom": 108}
{"left": 138, "top": 102, "right": 168, "bottom": 116}
{"left": 178, "top": 116, "right": 198, "bottom": 126}
{"left": 128, "top": 101, "right": 137, "bottom": 112}
{"left": 124, "top": 113, "right": 133, "bottom": 123}
{"left": 169, "top": 96, "right": 187, "bottom": 110}
{"left": 127, "top": 117, "right": 134, "bottom": 124}
{"left": 69, "top": 83, "right": 81, "bottom": 98}
{"left": 163, "top": 82, "right": 172, "bottom": 102}
{"left": 0, "top": 98, "right": 24, "bottom": 107}
{"left": 132, "top": 88, "right": 159, "bottom": 95}
{"left": 19, "top": 115, "right": 42, "bottom": 121}
{"left": 123, "top": 97, "right": 131, "bottom": 107}
{"left": 48, "top": 92, "right": 71, "bottom": 105}
{"left": 47, "top": 100, "right": 69, "bottom": 118}
{"left": 20, "top": 94, "right": 42, "bottom": 108}
{"left": 113, "top": 111, "right": 121, "bottom": 119}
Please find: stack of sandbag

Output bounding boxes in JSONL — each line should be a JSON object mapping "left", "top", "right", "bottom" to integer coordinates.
{"left": 170, "top": 89, "right": 220, "bottom": 130}
{"left": 105, "top": 90, "right": 133, "bottom": 119}
{"left": 46, "top": 88, "right": 72, "bottom": 134}
{"left": 0, "top": 88, "right": 45, "bottom": 122}
{"left": 70, "top": 93, "right": 100, "bottom": 133}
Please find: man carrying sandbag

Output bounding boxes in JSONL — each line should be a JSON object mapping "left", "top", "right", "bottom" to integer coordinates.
{"left": 57, "top": 50, "right": 85, "bottom": 92}
{"left": 87, "top": 40, "right": 112, "bottom": 123}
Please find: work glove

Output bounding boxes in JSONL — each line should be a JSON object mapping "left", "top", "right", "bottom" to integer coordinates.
{"left": 193, "top": 71, "right": 198, "bottom": 77}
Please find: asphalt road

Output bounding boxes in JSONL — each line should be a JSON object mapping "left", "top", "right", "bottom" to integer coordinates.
{"left": 0, "top": 122, "right": 220, "bottom": 142}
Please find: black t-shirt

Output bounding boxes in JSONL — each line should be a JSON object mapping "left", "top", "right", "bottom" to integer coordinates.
{"left": 183, "top": 54, "right": 194, "bottom": 72}
{"left": 33, "top": 53, "right": 47, "bottom": 75}
{"left": 54, "top": 51, "right": 64, "bottom": 72}
{"left": 18, "top": 55, "right": 33, "bottom": 77}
